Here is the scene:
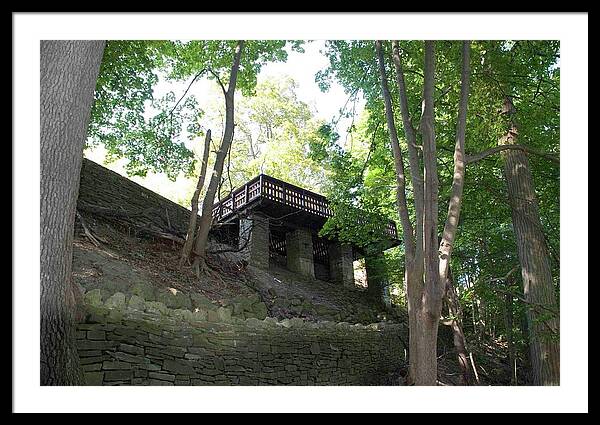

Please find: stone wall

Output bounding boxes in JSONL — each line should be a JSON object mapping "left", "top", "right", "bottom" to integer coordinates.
{"left": 77, "top": 293, "right": 407, "bottom": 386}
{"left": 78, "top": 158, "right": 194, "bottom": 237}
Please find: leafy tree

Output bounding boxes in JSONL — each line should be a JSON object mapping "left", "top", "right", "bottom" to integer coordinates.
{"left": 227, "top": 76, "right": 327, "bottom": 192}
{"left": 316, "top": 39, "right": 560, "bottom": 385}
{"left": 164, "top": 41, "right": 305, "bottom": 272}
{"left": 87, "top": 40, "right": 199, "bottom": 179}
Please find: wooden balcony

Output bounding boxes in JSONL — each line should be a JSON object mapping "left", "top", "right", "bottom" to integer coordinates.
{"left": 212, "top": 174, "right": 399, "bottom": 241}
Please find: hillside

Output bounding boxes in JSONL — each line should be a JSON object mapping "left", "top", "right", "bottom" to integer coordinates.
{"left": 71, "top": 159, "right": 472, "bottom": 385}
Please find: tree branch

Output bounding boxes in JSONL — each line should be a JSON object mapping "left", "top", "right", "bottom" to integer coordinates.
{"left": 466, "top": 145, "right": 559, "bottom": 166}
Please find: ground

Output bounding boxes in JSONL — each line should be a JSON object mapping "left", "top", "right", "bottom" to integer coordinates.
{"left": 72, "top": 213, "right": 402, "bottom": 324}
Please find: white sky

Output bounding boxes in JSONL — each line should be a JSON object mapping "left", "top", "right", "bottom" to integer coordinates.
{"left": 260, "top": 40, "right": 364, "bottom": 131}
{"left": 85, "top": 40, "right": 365, "bottom": 205}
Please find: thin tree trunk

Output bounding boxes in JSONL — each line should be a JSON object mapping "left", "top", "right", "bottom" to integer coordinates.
{"left": 439, "top": 41, "right": 470, "bottom": 283}
{"left": 444, "top": 268, "right": 475, "bottom": 385}
{"left": 436, "top": 40, "right": 472, "bottom": 384}
{"left": 375, "top": 40, "right": 422, "bottom": 383}
{"left": 500, "top": 96, "right": 560, "bottom": 385}
{"left": 374, "top": 41, "right": 416, "bottom": 257}
{"left": 192, "top": 41, "right": 245, "bottom": 275}
{"left": 503, "top": 288, "right": 517, "bottom": 385}
{"left": 180, "top": 129, "right": 212, "bottom": 266}
{"left": 40, "top": 40, "right": 106, "bottom": 385}
{"left": 392, "top": 41, "right": 425, "bottom": 272}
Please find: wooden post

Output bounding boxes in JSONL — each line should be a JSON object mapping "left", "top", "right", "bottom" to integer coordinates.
{"left": 282, "top": 183, "right": 287, "bottom": 204}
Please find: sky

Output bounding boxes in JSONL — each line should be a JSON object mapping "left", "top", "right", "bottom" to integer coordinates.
{"left": 85, "top": 40, "right": 366, "bottom": 206}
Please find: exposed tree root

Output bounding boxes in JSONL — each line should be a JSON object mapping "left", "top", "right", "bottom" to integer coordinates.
{"left": 192, "top": 255, "right": 225, "bottom": 285}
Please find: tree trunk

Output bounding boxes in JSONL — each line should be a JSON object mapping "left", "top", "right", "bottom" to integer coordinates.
{"left": 192, "top": 41, "right": 245, "bottom": 275}
{"left": 503, "top": 288, "right": 517, "bottom": 385}
{"left": 444, "top": 269, "right": 475, "bottom": 385}
{"left": 375, "top": 40, "right": 422, "bottom": 383}
{"left": 40, "top": 40, "right": 105, "bottom": 385}
{"left": 500, "top": 96, "right": 560, "bottom": 385}
{"left": 377, "top": 40, "right": 470, "bottom": 386}
{"left": 415, "top": 40, "right": 441, "bottom": 386}
{"left": 438, "top": 41, "right": 470, "bottom": 284}
{"left": 391, "top": 41, "right": 425, "bottom": 271}
{"left": 180, "top": 129, "right": 212, "bottom": 266}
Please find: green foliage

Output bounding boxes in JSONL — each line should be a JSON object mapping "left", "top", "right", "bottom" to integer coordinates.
{"left": 87, "top": 40, "right": 198, "bottom": 179}
{"left": 317, "top": 40, "right": 560, "bottom": 373}
{"left": 168, "top": 40, "right": 305, "bottom": 97}
{"left": 227, "top": 75, "right": 325, "bottom": 192}
{"left": 308, "top": 114, "right": 398, "bottom": 256}
{"left": 87, "top": 40, "right": 305, "bottom": 180}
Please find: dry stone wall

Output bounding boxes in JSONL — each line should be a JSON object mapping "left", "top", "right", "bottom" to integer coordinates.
{"left": 77, "top": 292, "right": 407, "bottom": 386}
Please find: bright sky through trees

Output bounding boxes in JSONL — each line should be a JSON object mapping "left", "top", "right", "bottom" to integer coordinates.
{"left": 85, "top": 40, "right": 364, "bottom": 204}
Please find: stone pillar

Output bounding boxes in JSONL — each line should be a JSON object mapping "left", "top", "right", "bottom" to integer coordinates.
{"left": 365, "top": 254, "right": 388, "bottom": 303}
{"left": 328, "top": 242, "right": 355, "bottom": 288}
{"left": 286, "top": 228, "right": 315, "bottom": 278}
{"left": 239, "top": 212, "right": 269, "bottom": 270}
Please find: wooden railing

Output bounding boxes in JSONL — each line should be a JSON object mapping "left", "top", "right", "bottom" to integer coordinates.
{"left": 212, "top": 174, "right": 398, "bottom": 240}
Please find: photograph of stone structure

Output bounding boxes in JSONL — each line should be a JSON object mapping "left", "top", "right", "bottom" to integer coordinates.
{"left": 16, "top": 10, "right": 588, "bottom": 414}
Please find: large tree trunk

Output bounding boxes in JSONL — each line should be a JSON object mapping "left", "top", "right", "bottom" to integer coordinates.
{"left": 192, "top": 41, "right": 245, "bottom": 275}
{"left": 415, "top": 40, "right": 442, "bottom": 386}
{"left": 40, "top": 40, "right": 105, "bottom": 385}
{"left": 377, "top": 40, "right": 469, "bottom": 386}
{"left": 180, "top": 129, "right": 212, "bottom": 267}
{"left": 500, "top": 96, "right": 560, "bottom": 385}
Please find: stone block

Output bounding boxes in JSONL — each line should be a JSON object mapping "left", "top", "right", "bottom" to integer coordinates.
{"left": 84, "top": 289, "right": 103, "bottom": 307}
{"left": 239, "top": 213, "right": 270, "bottom": 270}
{"left": 162, "top": 359, "right": 196, "bottom": 375}
{"left": 286, "top": 229, "right": 315, "bottom": 278}
{"left": 145, "top": 301, "right": 168, "bottom": 315}
{"left": 84, "top": 371, "right": 104, "bottom": 386}
{"left": 127, "top": 294, "right": 146, "bottom": 311}
{"left": 87, "top": 330, "right": 105, "bottom": 340}
{"left": 149, "top": 371, "right": 176, "bottom": 382}
{"left": 157, "top": 289, "right": 193, "bottom": 310}
{"left": 328, "top": 242, "right": 355, "bottom": 287}
{"left": 104, "top": 370, "right": 132, "bottom": 381}
{"left": 104, "top": 292, "right": 127, "bottom": 310}
{"left": 131, "top": 282, "right": 156, "bottom": 301}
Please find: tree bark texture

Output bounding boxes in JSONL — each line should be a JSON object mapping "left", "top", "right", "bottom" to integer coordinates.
{"left": 40, "top": 40, "right": 106, "bottom": 385}
{"left": 500, "top": 97, "right": 560, "bottom": 385}
{"left": 415, "top": 40, "right": 441, "bottom": 386}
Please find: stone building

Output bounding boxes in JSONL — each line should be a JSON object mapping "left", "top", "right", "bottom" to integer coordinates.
{"left": 211, "top": 174, "right": 400, "bottom": 298}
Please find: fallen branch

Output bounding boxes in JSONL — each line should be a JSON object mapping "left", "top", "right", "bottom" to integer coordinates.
{"left": 76, "top": 211, "right": 103, "bottom": 247}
